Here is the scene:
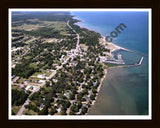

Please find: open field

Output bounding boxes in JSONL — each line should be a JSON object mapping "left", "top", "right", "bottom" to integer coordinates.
{"left": 12, "top": 23, "right": 43, "bottom": 31}
{"left": 80, "top": 44, "right": 88, "bottom": 51}
{"left": 12, "top": 21, "right": 68, "bottom": 35}
{"left": 12, "top": 85, "right": 23, "bottom": 90}
{"left": 42, "top": 38, "right": 58, "bottom": 43}
{"left": 25, "top": 37, "right": 37, "bottom": 44}
{"left": 23, "top": 109, "right": 38, "bottom": 115}
{"left": 12, "top": 105, "right": 22, "bottom": 115}
{"left": 41, "top": 21, "right": 67, "bottom": 31}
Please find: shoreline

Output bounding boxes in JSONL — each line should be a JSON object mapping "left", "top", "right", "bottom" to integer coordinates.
{"left": 87, "top": 68, "right": 107, "bottom": 114}
{"left": 75, "top": 22, "right": 123, "bottom": 115}
{"left": 92, "top": 68, "right": 107, "bottom": 105}
{"left": 73, "top": 15, "right": 144, "bottom": 115}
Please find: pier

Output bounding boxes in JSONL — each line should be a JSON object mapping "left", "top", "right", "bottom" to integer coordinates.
{"left": 109, "top": 57, "right": 144, "bottom": 68}
{"left": 120, "top": 47, "right": 148, "bottom": 57}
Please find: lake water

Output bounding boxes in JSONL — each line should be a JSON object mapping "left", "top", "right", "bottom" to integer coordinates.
{"left": 71, "top": 11, "right": 149, "bottom": 115}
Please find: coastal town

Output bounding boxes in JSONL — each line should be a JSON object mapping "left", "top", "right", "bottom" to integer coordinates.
{"left": 11, "top": 11, "right": 143, "bottom": 116}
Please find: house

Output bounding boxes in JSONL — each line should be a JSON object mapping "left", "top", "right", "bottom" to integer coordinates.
{"left": 25, "top": 85, "right": 34, "bottom": 91}
{"left": 93, "top": 81, "right": 97, "bottom": 86}
{"left": 82, "top": 102, "right": 88, "bottom": 107}
{"left": 57, "top": 108, "right": 61, "bottom": 113}
{"left": 52, "top": 79, "right": 58, "bottom": 83}
{"left": 23, "top": 80, "right": 30, "bottom": 85}
{"left": 39, "top": 80, "right": 45, "bottom": 83}
{"left": 54, "top": 103, "right": 57, "bottom": 107}
{"left": 40, "top": 103, "right": 44, "bottom": 110}
{"left": 37, "top": 74, "right": 46, "bottom": 79}
{"left": 52, "top": 63, "right": 58, "bottom": 67}
{"left": 88, "top": 90, "right": 92, "bottom": 97}
{"left": 12, "top": 75, "right": 16, "bottom": 80}
{"left": 76, "top": 109, "right": 82, "bottom": 114}
{"left": 35, "top": 79, "right": 39, "bottom": 83}
{"left": 64, "top": 92, "right": 70, "bottom": 99}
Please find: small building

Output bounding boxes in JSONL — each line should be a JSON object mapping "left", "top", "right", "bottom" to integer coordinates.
{"left": 12, "top": 75, "right": 16, "bottom": 80}
{"left": 52, "top": 63, "right": 58, "bottom": 67}
{"left": 57, "top": 108, "right": 61, "bottom": 113}
{"left": 35, "top": 79, "right": 39, "bottom": 83}
{"left": 39, "top": 80, "right": 45, "bottom": 83}
{"left": 54, "top": 103, "right": 57, "bottom": 107}
{"left": 52, "top": 79, "right": 58, "bottom": 83}
{"left": 40, "top": 103, "right": 44, "bottom": 110}
{"left": 37, "top": 74, "right": 46, "bottom": 79}
{"left": 76, "top": 109, "right": 82, "bottom": 114}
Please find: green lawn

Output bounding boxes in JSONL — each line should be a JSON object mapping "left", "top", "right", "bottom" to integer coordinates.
{"left": 24, "top": 56, "right": 32, "bottom": 59}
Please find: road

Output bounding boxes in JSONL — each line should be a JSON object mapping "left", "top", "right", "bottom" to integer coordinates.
{"left": 17, "top": 98, "right": 30, "bottom": 115}
{"left": 67, "top": 20, "right": 80, "bottom": 49}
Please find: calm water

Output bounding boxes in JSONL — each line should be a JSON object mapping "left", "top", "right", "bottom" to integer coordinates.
{"left": 71, "top": 11, "right": 149, "bottom": 115}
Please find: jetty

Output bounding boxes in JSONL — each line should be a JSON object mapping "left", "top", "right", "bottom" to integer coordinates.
{"left": 109, "top": 57, "right": 144, "bottom": 68}
{"left": 120, "top": 47, "right": 148, "bottom": 57}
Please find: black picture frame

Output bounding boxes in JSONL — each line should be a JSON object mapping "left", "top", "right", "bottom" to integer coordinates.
{"left": 0, "top": 0, "right": 159, "bottom": 128}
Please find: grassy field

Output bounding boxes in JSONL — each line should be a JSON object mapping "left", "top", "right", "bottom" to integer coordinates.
{"left": 24, "top": 56, "right": 32, "bottom": 59}
{"left": 80, "top": 44, "right": 88, "bottom": 51}
{"left": 12, "top": 24, "right": 42, "bottom": 31}
{"left": 29, "top": 63, "right": 38, "bottom": 69}
{"left": 12, "top": 21, "right": 68, "bottom": 35}
{"left": 42, "top": 38, "right": 57, "bottom": 43}
{"left": 12, "top": 85, "right": 23, "bottom": 90}
{"left": 23, "top": 109, "right": 38, "bottom": 115}
{"left": 25, "top": 37, "right": 37, "bottom": 44}
{"left": 12, "top": 105, "right": 22, "bottom": 115}
{"left": 41, "top": 21, "right": 67, "bottom": 31}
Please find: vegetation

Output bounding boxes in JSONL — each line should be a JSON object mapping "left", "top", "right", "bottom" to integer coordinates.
{"left": 12, "top": 89, "right": 28, "bottom": 106}
{"left": 11, "top": 11, "right": 107, "bottom": 115}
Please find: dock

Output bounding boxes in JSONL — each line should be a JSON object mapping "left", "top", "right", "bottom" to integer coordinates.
{"left": 105, "top": 53, "right": 125, "bottom": 65}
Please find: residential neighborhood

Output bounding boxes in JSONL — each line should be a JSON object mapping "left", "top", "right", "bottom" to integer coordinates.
{"left": 11, "top": 11, "right": 109, "bottom": 116}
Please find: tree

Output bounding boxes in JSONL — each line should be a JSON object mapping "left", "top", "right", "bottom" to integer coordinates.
{"left": 12, "top": 89, "right": 28, "bottom": 106}
{"left": 46, "top": 81, "right": 50, "bottom": 87}
{"left": 90, "top": 94, "right": 96, "bottom": 100}
{"left": 80, "top": 107, "right": 88, "bottom": 115}
{"left": 38, "top": 106, "right": 48, "bottom": 115}
{"left": 69, "top": 93, "right": 75, "bottom": 100}
{"left": 77, "top": 93, "right": 83, "bottom": 100}
{"left": 70, "top": 104, "right": 76, "bottom": 112}
{"left": 82, "top": 88, "right": 88, "bottom": 95}
{"left": 50, "top": 108, "right": 57, "bottom": 115}
{"left": 69, "top": 111, "right": 75, "bottom": 115}
{"left": 77, "top": 101, "right": 82, "bottom": 109}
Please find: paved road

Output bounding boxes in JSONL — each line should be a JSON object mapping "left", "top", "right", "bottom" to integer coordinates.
{"left": 46, "top": 70, "right": 57, "bottom": 80}
{"left": 67, "top": 20, "right": 80, "bottom": 47}
{"left": 17, "top": 98, "right": 30, "bottom": 115}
